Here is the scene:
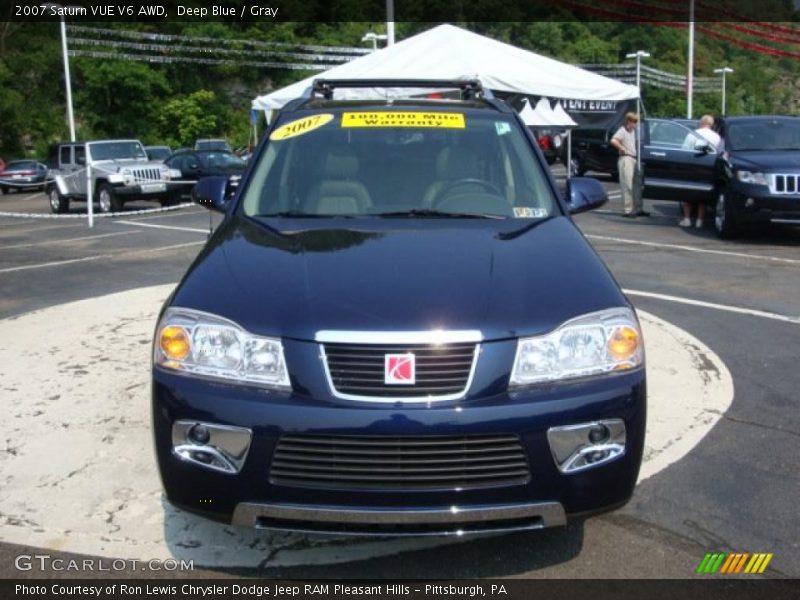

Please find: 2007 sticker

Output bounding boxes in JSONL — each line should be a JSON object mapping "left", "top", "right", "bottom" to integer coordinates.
{"left": 270, "top": 114, "right": 334, "bottom": 141}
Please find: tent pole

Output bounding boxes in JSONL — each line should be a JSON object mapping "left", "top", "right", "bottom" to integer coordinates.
{"left": 567, "top": 130, "right": 572, "bottom": 181}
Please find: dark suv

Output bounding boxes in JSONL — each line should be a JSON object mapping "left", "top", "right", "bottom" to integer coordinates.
{"left": 151, "top": 79, "right": 646, "bottom": 535}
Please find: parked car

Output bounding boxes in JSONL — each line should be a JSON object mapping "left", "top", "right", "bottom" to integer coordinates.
{"left": 194, "top": 138, "right": 232, "bottom": 153}
{"left": 152, "top": 79, "right": 646, "bottom": 535}
{"left": 0, "top": 160, "right": 49, "bottom": 193}
{"left": 531, "top": 128, "right": 563, "bottom": 165}
{"left": 712, "top": 116, "right": 800, "bottom": 237}
{"left": 145, "top": 145, "right": 172, "bottom": 162}
{"left": 164, "top": 149, "right": 247, "bottom": 199}
{"left": 46, "top": 140, "right": 181, "bottom": 213}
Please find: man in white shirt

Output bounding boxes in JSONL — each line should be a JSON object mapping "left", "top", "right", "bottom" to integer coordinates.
{"left": 680, "top": 115, "right": 721, "bottom": 228}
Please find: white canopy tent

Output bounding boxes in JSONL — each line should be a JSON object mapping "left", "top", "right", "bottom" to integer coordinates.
{"left": 517, "top": 97, "right": 579, "bottom": 178}
{"left": 252, "top": 24, "right": 638, "bottom": 112}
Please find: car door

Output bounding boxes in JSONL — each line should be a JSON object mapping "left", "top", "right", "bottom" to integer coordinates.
{"left": 642, "top": 119, "right": 718, "bottom": 202}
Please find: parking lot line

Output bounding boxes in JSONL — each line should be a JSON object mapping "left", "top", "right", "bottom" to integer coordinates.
{"left": 0, "top": 240, "right": 204, "bottom": 274}
{"left": 115, "top": 220, "right": 208, "bottom": 234}
{"left": 0, "top": 221, "right": 88, "bottom": 234}
{"left": 0, "top": 230, "right": 140, "bottom": 250}
{"left": 625, "top": 288, "right": 800, "bottom": 325}
{"left": 118, "top": 208, "right": 205, "bottom": 221}
{"left": 587, "top": 234, "right": 800, "bottom": 266}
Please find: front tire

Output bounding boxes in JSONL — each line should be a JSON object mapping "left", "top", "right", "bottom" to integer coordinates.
{"left": 97, "top": 183, "right": 122, "bottom": 214}
{"left": 714, "top": 189, "right": 739, "bottom": 239}
{"left": 48, "top": 186, "right": 69, "bottom": 214}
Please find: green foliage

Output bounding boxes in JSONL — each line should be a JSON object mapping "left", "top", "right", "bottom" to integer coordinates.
{"left": 157, "top": 90, "right": 220, "bottom": 148}
{"left": 0, "top": 21, "right": 797, "bottom": 159}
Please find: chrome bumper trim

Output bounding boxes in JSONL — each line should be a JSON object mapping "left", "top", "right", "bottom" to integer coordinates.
{"left": 231, "top": 501, "right": 567, "bottom": 534}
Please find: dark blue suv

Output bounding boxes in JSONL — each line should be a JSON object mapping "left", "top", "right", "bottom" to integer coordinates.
{"left": 152, "top": 80, "right": 646, "bottom": 535}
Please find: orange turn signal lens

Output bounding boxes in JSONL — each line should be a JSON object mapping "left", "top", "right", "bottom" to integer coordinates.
{"left": 608, "top": 326, "right": 639, "bottom": 361}
{"left": 160, "top": 325, "right": 190, "bottom": 360}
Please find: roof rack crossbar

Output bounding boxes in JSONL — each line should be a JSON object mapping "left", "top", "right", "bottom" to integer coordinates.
{"left": 311, "top": 79, "right": 489, "bottom": 100}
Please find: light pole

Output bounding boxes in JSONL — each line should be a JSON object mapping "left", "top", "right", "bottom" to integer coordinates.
{"left": 687, "top": 0, "right": 695, "bottom": 119}
{"left": 626, "top": 50, "right": 650, "bottom": 171}
{"left": 361, "top": 31, "right": 387, "bottom": 51}
{"left": 45, "top": 3, "right": 76, "bottom": 141}
{"left": 386, "top": 0, "right": 395, "bottom": 45}
{"left": 714, "top": 67, "right": 734, "bottom": 115}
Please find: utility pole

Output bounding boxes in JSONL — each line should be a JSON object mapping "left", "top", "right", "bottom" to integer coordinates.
{"left": 386, "top": 0, "right": 395, "bottom": 45}
{"left": 687, "top": 0, "right": 695, "bottom": 119}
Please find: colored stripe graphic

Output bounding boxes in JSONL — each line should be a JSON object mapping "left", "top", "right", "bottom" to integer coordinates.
{"left": 700, "top": 552, "right": 773, "bottom": 574}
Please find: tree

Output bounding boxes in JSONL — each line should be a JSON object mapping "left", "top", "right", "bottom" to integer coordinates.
{"left": 157, "top": 90, "right": 220, "bottom": 148}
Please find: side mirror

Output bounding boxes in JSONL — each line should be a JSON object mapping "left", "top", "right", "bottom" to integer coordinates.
{"left": 193, "top": 176, "right": 232, "bottom": 213}
{"left": 567, "top": 177, "right": 608, "bottom": 214}
{"left": 75, "top": 156, "right": 86, "bottom": 165}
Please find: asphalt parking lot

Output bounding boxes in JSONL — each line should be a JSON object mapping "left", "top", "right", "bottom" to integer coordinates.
{"left": 1, "top": 166, "right": 798, "bottom": 579}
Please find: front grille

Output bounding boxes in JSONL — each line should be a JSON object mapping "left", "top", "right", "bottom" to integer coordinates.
{"left": 771, "top": 174, "right": 799, "bottom": 195}
{"left": 131, "top": 167, "right": 163, "bottom": 183}
{"left": 322, "top": 342, "right": 477, "bottom": 400}
{"left": 269, "top": 434, "right": 531, "bottom": 490}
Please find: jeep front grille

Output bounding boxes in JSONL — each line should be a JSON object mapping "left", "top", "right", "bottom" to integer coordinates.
{"left": 321, "top": 342, "right": 478, "bottom": 401}
{"left": 269, "top": 434, "right": 531, "bottom": 491}
{"left": 131, "top": 167, "right": 163, "bottom": 183}
{"left": 771, "top": 174, "right": 799, "bottom": 195}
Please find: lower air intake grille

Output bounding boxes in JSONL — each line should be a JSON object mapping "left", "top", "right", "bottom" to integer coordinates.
{"left": 269, "top": 434, "right": 531, "bottom": 491}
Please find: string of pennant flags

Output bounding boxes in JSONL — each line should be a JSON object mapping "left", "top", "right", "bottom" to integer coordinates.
{"left": 65, "top": 25, "right": 727, "bottom": 93}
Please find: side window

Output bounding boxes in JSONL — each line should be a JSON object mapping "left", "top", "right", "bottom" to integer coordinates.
{"left": 59, "top": 146, "right": 72, "bottom": 166}
{"left": 74, "top": 145, "right": 86, "bottom": 165}
{"left": 648, "top": 121, "right": 692, "bottom": 148}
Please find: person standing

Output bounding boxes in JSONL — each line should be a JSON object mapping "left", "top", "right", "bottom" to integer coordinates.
{"left": 610, "top": 112, "right": 648, "bottom": 218}
{"left": 679, "top": 115, "right": 721, "bottom": 228}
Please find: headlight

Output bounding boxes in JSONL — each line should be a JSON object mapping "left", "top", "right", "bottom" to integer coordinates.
{"left": 167, "top": 168, "right": 182, "bottom": 180}
{"left": 735, "top": 170, "right": 768, "bottom": 186}
{"left": 154, "top": 307, "right": 290, "bottom": 389}
{"left": 510, "top": 307, "right": 643, "bottom": 386}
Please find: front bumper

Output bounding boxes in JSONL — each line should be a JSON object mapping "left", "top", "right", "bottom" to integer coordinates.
{"left": 152, "top": 341, "right": 646, "bottom": 534}
{"left": 728, "top": 184, "right": 800, "bottom": 224}
{"left": 113, "top": 182, "right": 183, "bottom": 197}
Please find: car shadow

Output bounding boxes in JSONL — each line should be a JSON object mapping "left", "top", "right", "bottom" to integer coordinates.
{"left": 161, "top": 497, "right": 584, "bottom": 577}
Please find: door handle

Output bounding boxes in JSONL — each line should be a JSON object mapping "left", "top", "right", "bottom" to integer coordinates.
{"left": 649, "top": 151, "right": 667, "bottom": 157}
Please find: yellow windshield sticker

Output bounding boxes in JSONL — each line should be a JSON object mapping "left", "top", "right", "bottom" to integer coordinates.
{"left": 270, "top": 113, "right": 334, "bottom": 141}
{"left": 341, "top": 112, "right": 466, "bottom": 129}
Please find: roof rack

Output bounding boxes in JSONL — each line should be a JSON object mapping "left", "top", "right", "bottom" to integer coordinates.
{"left": 309, "top": 79, "right": 492, "bottom": 101}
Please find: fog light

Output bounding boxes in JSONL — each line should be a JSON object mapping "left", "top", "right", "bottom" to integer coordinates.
{"left": 172, "top": 421, "right": 252, "bottom": 474}
{"left": 188, "top": 424, "right": 211, "bottom": 445}
{"left": 547, "top": 419, "right": 626, "bottom": 474}
{"left": 745, "top": 197, "right": 755, "bottom": 208}
{"left": 588, "top": 424, "right": 609, "bottom": 443}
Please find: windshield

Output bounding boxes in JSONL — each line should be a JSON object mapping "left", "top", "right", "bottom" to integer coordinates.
{"left": 89, "top": 141, "right": 148, "bottom": 161}
{"left": 242, "top": 109, "right": 558, "bottom": 219}
{"left": 199, "top": 152, "right": 245, "bottom": 169}
{"left": 196, "top": 140, "right": 230, "bottom": 152}
{"left": 6, "top": 161, "right": 38, "bottom": 171}
{"left": 726, "top": 119, "right": 800, "bottom": 151}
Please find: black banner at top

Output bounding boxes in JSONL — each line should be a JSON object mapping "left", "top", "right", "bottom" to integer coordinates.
{"left": 2, "top": 0, "right": 800, "bottom": 22}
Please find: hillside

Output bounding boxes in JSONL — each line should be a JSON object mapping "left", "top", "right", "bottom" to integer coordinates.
{"left": 0, "top": 20, "right": 798, "bottom": 158}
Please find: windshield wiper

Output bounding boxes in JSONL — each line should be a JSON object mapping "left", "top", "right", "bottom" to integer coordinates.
{"left": 496, "top": 215, "right": 555, "bottom": 240}
{"left": 372, "top": 208, "right": 506, "bottom": 219}
{"left": 255, "top": 211, "right": 356, "bottom": 218}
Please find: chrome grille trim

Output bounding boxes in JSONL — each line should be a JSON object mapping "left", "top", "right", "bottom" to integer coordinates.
{"left": 769, "top": 173, "right": 800, "bottom": 195}
{"left": 269, "top": 434, "right": 531, "bottom": 490}
{"left": 319, "top": 341, "right": 480, "bottom": 403}
{"left": 131, "top": 167, "right": 164, "bottom": 183}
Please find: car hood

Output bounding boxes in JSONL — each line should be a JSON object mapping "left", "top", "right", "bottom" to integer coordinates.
{"left": 171, "top": 216, "right": 629, "bottom": 342}
{"left": 729, "top": 150, "right": 800, "bottom": 171}
{"left": 92, "top": 159, "right": 165, "bottom": 172}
